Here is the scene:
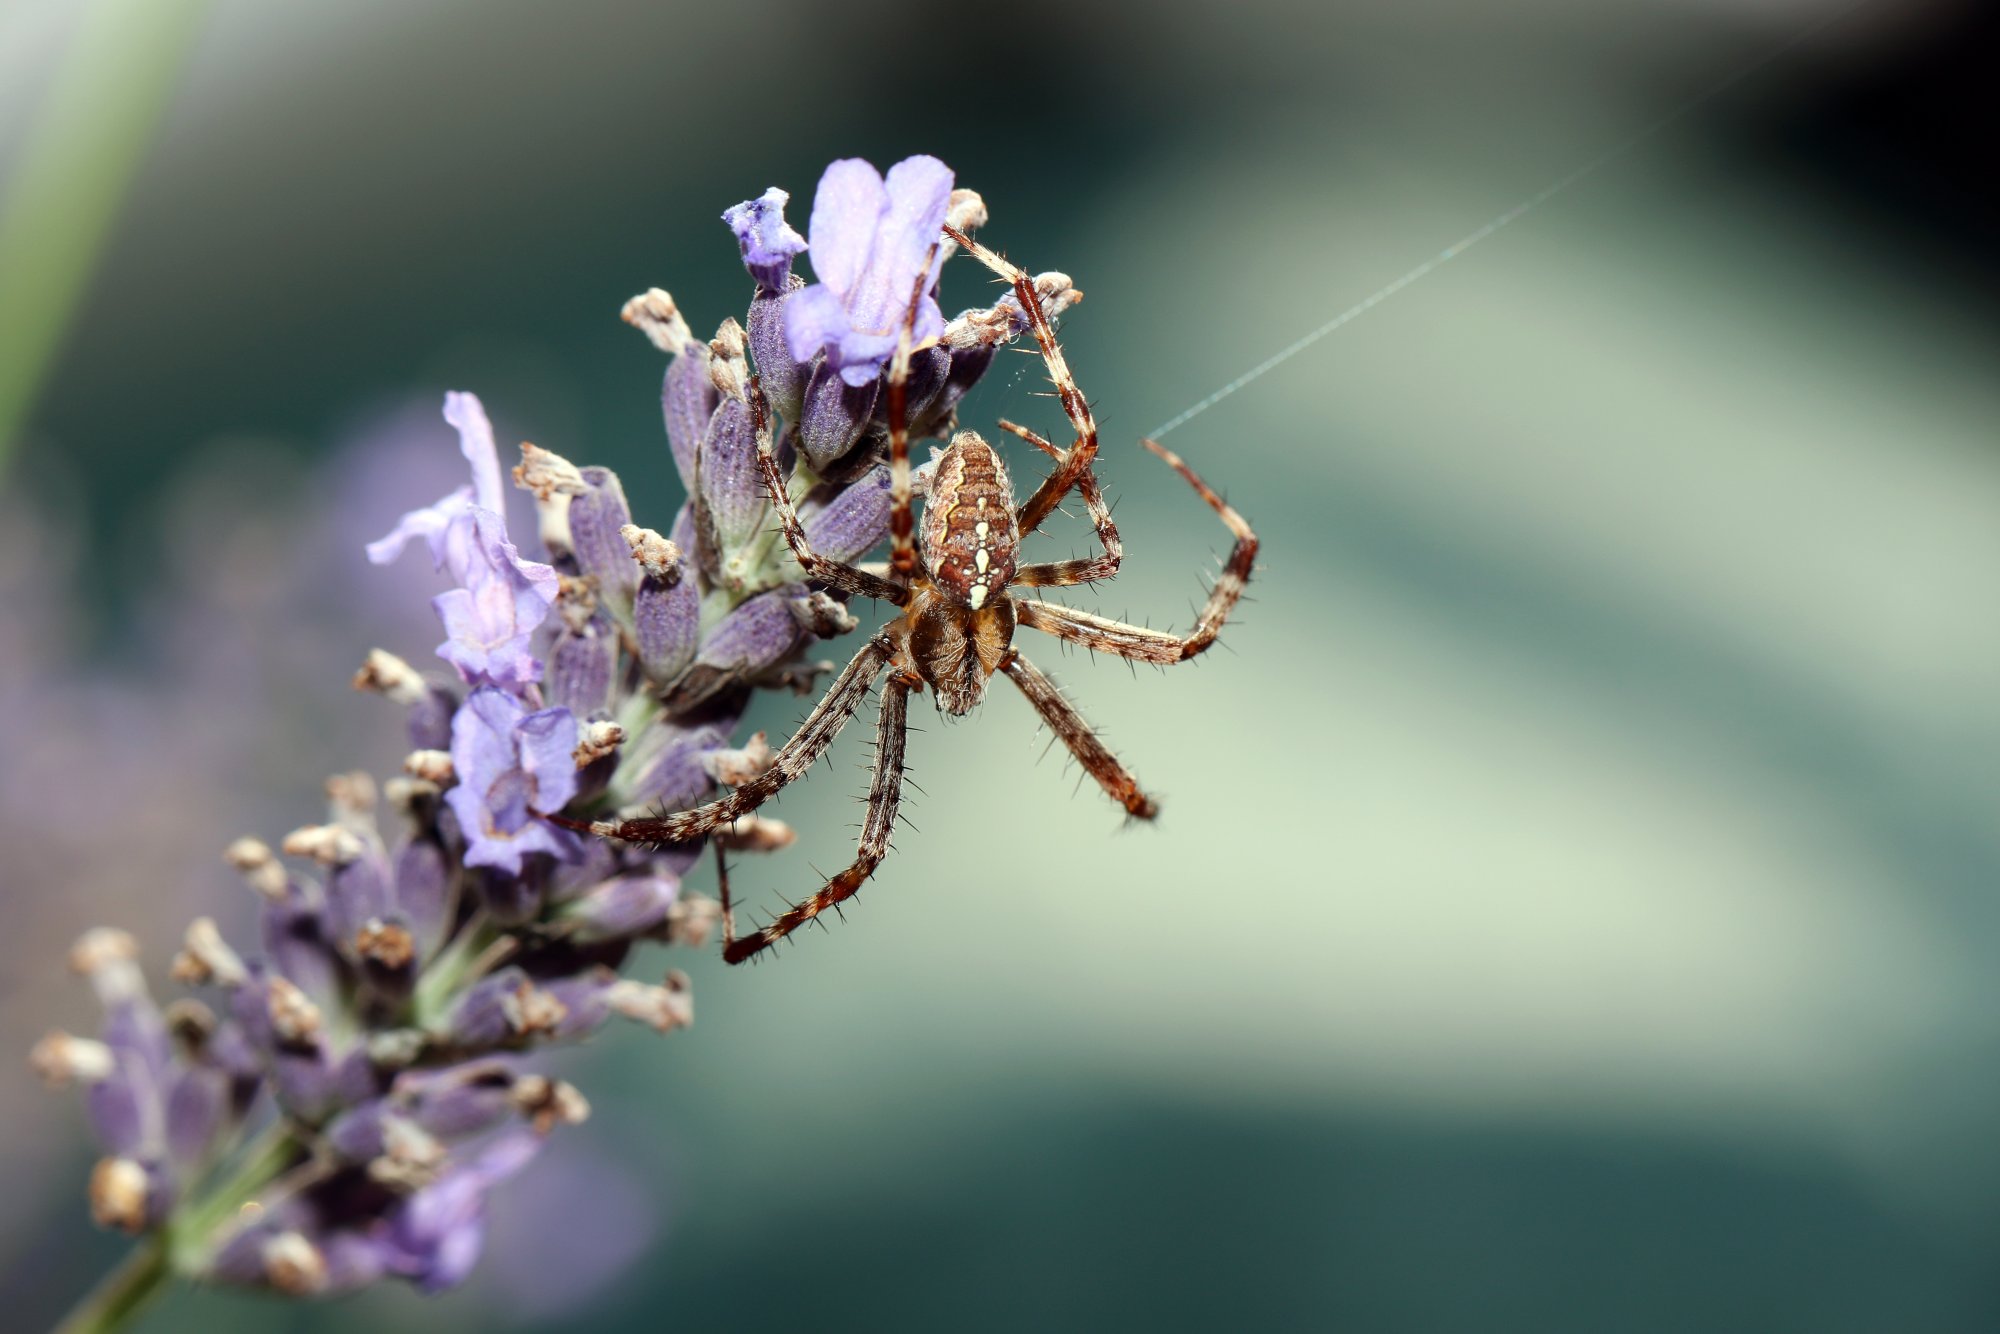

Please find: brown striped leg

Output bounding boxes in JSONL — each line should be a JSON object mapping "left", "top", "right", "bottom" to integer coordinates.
{"left": 1013, "top": 438, "right": 1257, "bottom": 663}
{"left": 885, "top": 244, "right": 941, "bottom": 582}
{"left": 997, "top": 419, "right": 1121, "bottom": 589}
{"left": 1002, "top": 652, "right": 1158, "bottom": 820}
{"left": 943, "top": 225, "right": 1099, "bottom": 537}
{"left": 722, "top": 675, "right": 911, "bottom": 963}
{"left": 545, "top": 635, "right": 894, "bottom": 844}
{"left": 750, "top": 378, "right": 907, "bottom": 604}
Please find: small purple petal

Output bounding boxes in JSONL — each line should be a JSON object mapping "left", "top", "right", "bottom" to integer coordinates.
{"left": 444, "top": 391, "right": 506, "bottom": 515}
{"left": 445, "top": 689, "right": 582, "bottom": 876}
{"left": 723, "top": 187, "right": 807, "bottom": 292}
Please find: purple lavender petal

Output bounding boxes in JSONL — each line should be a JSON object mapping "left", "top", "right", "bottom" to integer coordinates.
{"left": 85, "top": 1061, "right": 151, "bottom": 1159}
{"left": 445, "top": 391, "right": 506, "bottom": 514}
{"left": 782, "top": 284, "right": 854, "bottom": 368}
{"left": 790, "top": 156, "right": 953, "bottom": 386}
{"left": 805, "top": 158, "right": 884, "bottom": 297}
{"left": 722, "top": 187, "right": 807, "bottom": 293}
{"left": 401, "top": 1060, "right": 520, "bottom": 1139}
{"left": 445, "top": 689, "right": 582, "bottom": 876}
{"left": 431, "top": 508, "right": 559, "bottom": 693}
{"left": 803, "top": 465, "right": 891, "bottom": 564}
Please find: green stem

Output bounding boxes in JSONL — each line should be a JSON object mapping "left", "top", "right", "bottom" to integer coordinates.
{"left": 52, "top": 1233, "right": 171, "bottom": 1334}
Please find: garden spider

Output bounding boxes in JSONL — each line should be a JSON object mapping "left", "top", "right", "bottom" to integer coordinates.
{"left": 552, "top": 225, "right": 1258, "bottom": 963}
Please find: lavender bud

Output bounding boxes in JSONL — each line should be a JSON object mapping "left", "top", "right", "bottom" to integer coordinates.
{"left": 546, "top": 611, "right": 617, "bottom": 719}
{"left": 627, "top": 533, "right": 699, "bottom": 684}
{"left": 448, "top": 969, "right": 567, "bottom": 1049}
{"left": 698, "top": 397, "right": 765, "bottom": 553}
{"left": 796, "top": 358, "right": 879, "bottom": 475}
{"left": 557, "top": 874, "right": 679, "bottom": 944}
{"left": 748, "top": 284, "right": 807, "bottom": 423}
{"left": 663, "top": 589, "right": 802, "bottom": 710}
{"left": 165, "top": 1065, "right": 229, "bottom": 1166}
{"left": 391, "top": 835, "right": 451, "bottom": 960}
{"left": 662, "top": 348, "right": 716, "bottom": 494}
{"left": 801, "top": 464, "right": 891, "bottom": 564}
{"left": 621, "top": 718, "right": 732, "bottom": 814}
{"left": 566, "top": 468, "right": 639, "bottom": 619}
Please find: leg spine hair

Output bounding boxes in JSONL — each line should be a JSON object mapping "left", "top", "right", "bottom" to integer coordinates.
{"left": 1003, "top": 651, "right": 1158, "bottom": 820}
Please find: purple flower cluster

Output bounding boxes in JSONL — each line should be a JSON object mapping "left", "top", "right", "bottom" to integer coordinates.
{"left": 33, "top": 153, "right": 1079, "bottom": 1317}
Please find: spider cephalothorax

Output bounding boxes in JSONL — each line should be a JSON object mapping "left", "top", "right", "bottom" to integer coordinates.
{"left": 551, "top": 222, "right": 1258, "bottom": 962}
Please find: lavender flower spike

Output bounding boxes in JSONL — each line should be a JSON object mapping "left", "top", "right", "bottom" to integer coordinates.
{"left": 445, "top": 687, "right": 582, "bottom": 875}
{"left": 785, "top": 155, "right": 954, "bottom": 386}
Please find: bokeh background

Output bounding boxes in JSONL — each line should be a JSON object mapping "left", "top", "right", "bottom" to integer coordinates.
{"left": 5, "top": 0, "right": 1998, "bottom": 1328}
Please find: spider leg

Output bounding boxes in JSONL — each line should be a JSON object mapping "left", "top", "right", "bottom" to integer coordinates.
{"left": 1002, "top": 651, "right": 1157, "bottom": 819}
{"left": 722, "top": 675, "right": 912, "bottom": 963}
{"left": 546, "top": 635, "right": 894, "bottom": 843}
{"left": 943, "top": 224, "right": 1097, "bottom": 538}
{"left": 750, "top": 378, "right": 907, "bottom": 604}
{"left": 1011, "top": 438, "right": 1257, "bottom": 663}
{"left": 885, "top": 243, "right": 943, "bottom": 582}
{"left": 997, "top": 419, "right": 1121, "bottom": 589}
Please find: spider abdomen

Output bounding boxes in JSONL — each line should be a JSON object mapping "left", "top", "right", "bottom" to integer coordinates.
{"left": 920, "top": 431, "right": 1018, "bottom": 609}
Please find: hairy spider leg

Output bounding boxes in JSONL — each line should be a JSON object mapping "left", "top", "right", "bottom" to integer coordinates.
{"left": 996, "top": 418, "right": 1122, "bottom": 589}
{"left": 720, "top": 675, "right": 912, "bottom": 963}
{"left": 749, "top": 377, "right": 907, "bottom": 604}
{"left": 1002, "top": 651, "right": 1158, "bottom": 820}
{"left": 943, "top": 225, "right": 1099, "bottom": 538}
{"left": 1012, "top": 437, "right": 1258, "bottom": 664}
{"left": 885, "top": 242, "right": 943, "bottom": 581}
{"left": 545, "top": 635, "right": 895, "bottom": 845}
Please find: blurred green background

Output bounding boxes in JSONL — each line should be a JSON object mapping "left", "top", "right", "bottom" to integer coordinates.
{"left": 5, "top": 0, "right": 1999, "bottom": 1329}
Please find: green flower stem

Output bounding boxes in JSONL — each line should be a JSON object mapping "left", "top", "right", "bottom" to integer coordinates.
{"left": 55, "top": 1123, "right": 302, "bottom": 1334}
{"left": 52, "top": 1233, "right": 170, "bottom": 1334}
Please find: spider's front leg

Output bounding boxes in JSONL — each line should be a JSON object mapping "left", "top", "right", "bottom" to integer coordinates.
{"left": 943, "top": 224, "right": 1099, "bottom": 538}
{"left": 719, "top": 674, "right": 912, "bottom": 963}
{"left": 1013, "top": 438, "right": 1257, "bottom": 664}
{"left": 749, "top": 379, "right": 907, "bottom": 605}
{"left": 545, "top": 635, "right": 894, "bottom": 844}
